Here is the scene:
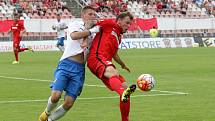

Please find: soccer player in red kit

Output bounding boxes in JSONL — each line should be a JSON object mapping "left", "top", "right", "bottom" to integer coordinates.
{"left": 87, "top": 12, "right": 136, "bottom": 121}
{"left": 8, "top": 13, "right": 33, "bottom": 64}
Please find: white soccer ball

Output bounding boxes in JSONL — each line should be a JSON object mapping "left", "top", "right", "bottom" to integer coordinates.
{"left": 137, "top": 74, "right": 156, "bottom": 91}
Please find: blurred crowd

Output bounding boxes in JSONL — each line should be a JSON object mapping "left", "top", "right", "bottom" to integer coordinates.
{"left": 0, "top": 0, "right": 71, "bottom": 19}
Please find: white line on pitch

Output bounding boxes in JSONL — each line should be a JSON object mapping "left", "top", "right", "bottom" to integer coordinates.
{"left": 0, "top": 93, "right": 186, "bottom": 104}
{"left": 0, "top": 75, "right": 188, "bottom": 94}
{"left": 0, "top": 75, "right": 105, "bottom": 87}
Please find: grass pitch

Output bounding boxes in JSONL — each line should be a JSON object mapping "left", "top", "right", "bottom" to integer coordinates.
{"left": 0, "top": 48, "right": 214, "bottom": 121}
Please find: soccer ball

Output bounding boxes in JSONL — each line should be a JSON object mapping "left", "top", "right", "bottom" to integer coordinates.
{"left": 149, "top": 28, "right": 158, "bottom": 38}
{"left": 137, "top": 74, "right": 156, "bottom": 91}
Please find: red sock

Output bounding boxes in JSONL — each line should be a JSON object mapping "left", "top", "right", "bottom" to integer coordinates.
{"left": 14, "top": 50, "right": 19, "bottom": 61}
{"left": 19, "top": 48, "right": 28, "bottom": 52}
{"left": 109, "top": 76, "right": 130, "bottom": 121}
{"left": 109, "top": 76, "right": 124, "bottom": 95}
{"left": 120, "top": 97, "right": 130, "bottom": 121}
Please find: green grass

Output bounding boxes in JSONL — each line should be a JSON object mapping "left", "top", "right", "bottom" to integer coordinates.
{"left": 0, "top": 48, "right": 215, "bottom": 121}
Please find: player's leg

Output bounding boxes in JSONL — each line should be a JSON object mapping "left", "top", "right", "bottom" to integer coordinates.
{"left": 39, "top": 67, "right": 68, "bottom": 121}
{"left": 15, "top": 37, "right": 29, "bottom": 52}
{"left": 39, "top": 91, "right": 61, "bottom": 121}
{"left": 19, "top": 47, "right": 34, "bottom": 52}
{"left": 104, "top": 67, "right": 136, "bottom": 121}
{"left": 60, "top": 37, "right": 65, "bottom": 51}
{"left": 103, "top": 66, "right": 126, "bottom": 95}
{"left": 56, "top": 37, "right": 64, "bottom": 52}
{"left": 48, "top": 59, "right": 85, "bottom": 121}
{"left": 88, "top": 59, "right": 135, "bottom": 121}
{"left": 12, "top": 41, "right": 20, "bottom": 64}
{"left": 104, "top": 66, "right": 136, "bottom": 100}
{"left": 48, "top": 96, "right": 75, "bottom": 121}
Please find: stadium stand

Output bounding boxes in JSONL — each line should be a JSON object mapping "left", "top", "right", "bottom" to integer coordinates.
{"left": 0, "top": 0, "right": 73, "bottom": 19}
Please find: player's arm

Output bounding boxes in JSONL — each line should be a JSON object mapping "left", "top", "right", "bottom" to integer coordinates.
{"left": 80, "top": 37, "right": 88, "bottom": 49}
{"left": 7, "top": 29, "right": 12, "bottom": 41}
{"left": 20, "top": 29, "right": 26, "bottom": 37}
{"left": 113, "top": 53, "right": 130, "bottom": 73}
{"left": 60, "top": 23, "right": 68, "bottom": 30}
{"left": 60, "top": 26, "right": 68, "bottom": 30}
{"left": 20, "top": 23, "right": 26, "bottom": 36}
{"left": 70, "top": 30, "right": 90, "bottom": 40}
{"left": 70, "top": 26, "right": 100, "bottom": 40}
{"left": 52, "top": 25, "right": 56, "bottom": 30}
{"left": 7, "top": 29, "right": 12, "bottom": 34}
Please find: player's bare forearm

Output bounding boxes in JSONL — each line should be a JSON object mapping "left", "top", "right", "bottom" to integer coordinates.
{"left": 7, "top": 29, "right": 11, "bottom": 34}
{"left": 113, "top": 53, "right": 126, "bottom": 67}
{"left": 113, "top": 53, "right": 130, "bottom": 72}
{"left": 60, "top": 26, "right": 68, "bottom": 30}
{"left": 70, "top": 30, "right": 90, "bottom": 40}
{"left": 20, "top": 30, "right": 26, "bottom": 36}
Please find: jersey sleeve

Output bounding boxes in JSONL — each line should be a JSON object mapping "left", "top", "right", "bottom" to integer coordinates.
{"left": 62, "top": 22, "right": 67, "bottom": 28}
{"left": 96, "top": 19, "right": 115, "bottom": 27}
{"left": 68, "top": 21, "right": 83, "bottom": 33}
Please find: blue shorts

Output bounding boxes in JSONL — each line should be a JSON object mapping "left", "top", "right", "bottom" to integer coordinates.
{"left": 57, "top": 37, "right": 65, "bottom": 46}
{"left": 51, "top": 59, "right": 85, "bottom": 100}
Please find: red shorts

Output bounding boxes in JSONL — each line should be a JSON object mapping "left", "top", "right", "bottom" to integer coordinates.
{"left": 87, "top": 57, "right": 125, "bottom": 90}
{"left": 13, "top": 37, "right": 21, "bottom": 50}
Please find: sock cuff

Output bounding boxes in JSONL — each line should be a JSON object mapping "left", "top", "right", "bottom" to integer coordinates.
{"left": 110, "top": 75, "right": 126, "bottom": 83}
{"left": 109, "top": 75, "right": 120, "bottom": 80}
{"left": 59, "top": 105, "right": 67, "bottom": 112}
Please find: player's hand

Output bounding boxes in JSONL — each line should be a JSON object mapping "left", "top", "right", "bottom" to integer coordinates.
{"left": 81, "top": 37, "right": 88, "bottom": 49}
{"left": 89, "top": 26, "right": 100, "bottom": 34}
{"left": 121, "top": 65, "right": 130, "bottom": 73}
{"left": 52, "top": 25, "right": 56, "bottom": 30}
{"left": 81, "top": 42, "right": 88, "bottom": 49}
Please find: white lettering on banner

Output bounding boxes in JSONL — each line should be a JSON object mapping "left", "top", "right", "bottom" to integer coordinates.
{"left": 0, "top": 40, "right": 59, "bottom": 52}
{"left": 119, "top": 37, "right": 194, "bottom": 49}
{"left": 120, "top": 40, "right": 162, "bottom": 49}
{"left": 0, "top": 45, "right": 13, "bottom": 52}
{"left": 0, "top": 38, "right": 195, "bottom": 52}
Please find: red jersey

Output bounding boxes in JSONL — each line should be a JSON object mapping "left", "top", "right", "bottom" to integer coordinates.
{"left": 11, "top": 21, "right": 25, "bottom": 41}
{"left": 88, "top": 20, "right": 123, "bottom": 61}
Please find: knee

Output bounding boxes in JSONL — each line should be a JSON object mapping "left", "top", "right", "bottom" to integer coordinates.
{"left": 13, "top": 48, "right": 18, "bottom": 52}
{"left": 63, "top": 99, "right": 74, "bottom": 110}
{"left": 51, "top": 94, "right": 61, "bottom": 103}
{"left": 111, "top": 69, "right": 119, "bottom": 76}
{"left": 104, "top": 66, "right": 119, "bottom": 78}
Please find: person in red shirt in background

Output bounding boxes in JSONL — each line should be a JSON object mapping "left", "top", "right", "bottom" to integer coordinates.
{"left": 87, "top": 12, "right": 135, "bottom": 121}
{"left": 8, "top": 13, "right": 33, "bottom": 64}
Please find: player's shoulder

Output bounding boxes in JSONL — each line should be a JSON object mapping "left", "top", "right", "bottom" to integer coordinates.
{"left": 97, "top": 19, "right": 116, "bottom": 26}
{"left": 70, "top": 19, "right": 84, "bottom": 27}
{"left": 18, "top": 20, "right": 24, "bottom": 25}
{"left": 68, "top": 19, "right": 84, "bottom": 32}
{"left": 60, "top": 20, "right": 67, "bottom": 24}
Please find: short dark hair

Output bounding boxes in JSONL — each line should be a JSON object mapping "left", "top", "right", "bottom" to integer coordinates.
{"left": 116, "top": 12, "right": 134, "bottom": 21}
{"left": 81, "top": 6, "right": 95, "bottom": 14}
{"left": 13, "top": 13, "right": 19, "bottom": 17}
{"left": 13, "top": 13, "right": 20, "bottom": 18}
